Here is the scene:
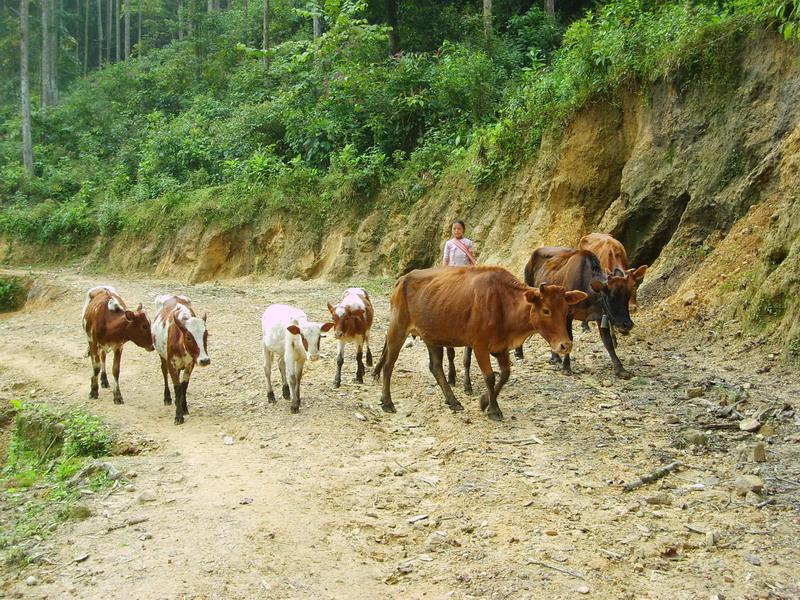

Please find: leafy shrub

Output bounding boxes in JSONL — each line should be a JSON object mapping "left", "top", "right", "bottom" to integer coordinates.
{"left": 0, "top": 277, "right": 29, "bottom": 312}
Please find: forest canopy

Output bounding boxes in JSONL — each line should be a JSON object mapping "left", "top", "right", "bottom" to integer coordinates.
{"left": 0, "top": 0, "right": 796, "bottom": 247}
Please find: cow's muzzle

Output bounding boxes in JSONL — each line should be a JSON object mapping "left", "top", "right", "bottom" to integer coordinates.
{"left": 199, "top": 357, "right": 211, "bottom": 366}
{"left": 554, "top": 341, "right": 572, "bottom": 356}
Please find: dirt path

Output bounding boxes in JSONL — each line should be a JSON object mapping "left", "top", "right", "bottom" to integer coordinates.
{"left": 1, "top": 267, "right": 799, "bottom": 599}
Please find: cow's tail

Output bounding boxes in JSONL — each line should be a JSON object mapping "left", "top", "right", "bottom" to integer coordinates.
{"left": 372, "top": 339, "right": 387, "bottom": 381}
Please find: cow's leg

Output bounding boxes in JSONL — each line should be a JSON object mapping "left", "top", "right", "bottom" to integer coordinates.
{"left": 379, "top": 327, "right": 406, "bottom": 414}
{"left": 263, "top": 347, "right": 276, "bottom": 403}
{"left": 611, "top": 326, "right": 618, "bottom": 349}
{"left": 287, "top": 362, "right": 302, "bottom": 414}
{"left": 333, "top": 339, "right": 345, "bottom": 388}
{"left": 427, "top": 344, "right": 463, "bottom": 412}
{"left": 89, "top": 345, "right": 100, "bottom": 399}
{"left": 474, "top": 347, "right": 502, "bottom": 421}
{"left": 445, "top": 347, "right": 456, "bottom": 385}
{"left": 491, "top": 351, "right": 511, "bottom": 397}
{"left": 355, "top": 340, "right": 365, "bottom": 384}
{"left": 463, "top": 347, "right": 474, "bottom": 395}
{"left": 160, "top": 357, "right": 172, "bottom": 405}
{"left": 111, "top": 346, "right": 124, "bottom": 404}
{"left": 167, "top": 364, "right": 183, "bottom": 424}
{"left": 549, "top": 352, "right": 563, "bottom": 364}
{"left": 514, "top": 345, "right": 524, "bottom": 360}
{"left": 561, "top": 316, "right": 574, "bottom": 375}
{"left": 278, "top": 356, "right": 290, "bottom": 400}
{"left": 179, "top": 363, "right": 194, "bottom": 418}
{"left": 581, "top": 321, "right": 591, "bottom": 333}
{"left": 365, "top": 334, "right": 373, "bottom": 368}
{"left": 100, "top": 350, "right": 110, "bottom": 388}
{"left": 599, "top": 323, "right": 630, "bottom": 379}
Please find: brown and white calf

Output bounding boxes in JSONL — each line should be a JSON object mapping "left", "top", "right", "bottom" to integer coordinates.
{"left": 82, "top": 286, "right": 154, "bottom": 404}
{"left": 327, "top": 287, "right": 374, "bottom": 387}
{"left": 151, "top": 294, "right": 210, "bottom": 424}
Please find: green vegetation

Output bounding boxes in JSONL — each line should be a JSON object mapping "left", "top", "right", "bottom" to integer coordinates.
{"left": 1, "top": 400, "right": 114, "bottom": 566}
{"left": 0, "top": 276, "right": 29, "bottom": 312}
{"left": 0, "top": 0, "right": 795, "bottom": 250}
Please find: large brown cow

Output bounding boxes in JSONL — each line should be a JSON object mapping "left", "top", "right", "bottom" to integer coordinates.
{"left": 516, "top": 248, "right": 635, "bottom": 378}
{"left": 373, "top": 266, "right": 587, "bottom": 421}
{"left": 151, "top": 294, "right": 210, "bottom": 425}
{"left": 579, "top": 233, "right": 647, "bottom": 310}
{"left": 82, "top": 286, "right": 154, "bottom": 404}
{"left": 327, "top": 287, "right": 374, "bottom": 387}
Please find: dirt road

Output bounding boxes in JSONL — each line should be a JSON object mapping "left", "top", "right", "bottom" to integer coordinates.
{"left": 1, "top": 268, "right": 799, "bottom": 599}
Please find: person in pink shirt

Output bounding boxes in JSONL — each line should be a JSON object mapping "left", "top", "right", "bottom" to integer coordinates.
{"left": 442, "top": 220, "right": 477, "bottom": 266}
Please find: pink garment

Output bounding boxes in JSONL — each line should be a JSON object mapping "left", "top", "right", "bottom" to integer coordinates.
{"left": 443, "top": 237, "right": 476, "bottom": 266}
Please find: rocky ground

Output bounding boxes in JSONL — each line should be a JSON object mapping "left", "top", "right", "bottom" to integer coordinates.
{"left": 0, "top": 267, "right": 798, "bottom": 600}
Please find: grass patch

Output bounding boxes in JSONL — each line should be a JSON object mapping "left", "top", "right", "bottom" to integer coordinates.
{"left": 0, "top": 276, "right": 30, "bottom": 312}
{"left": 1, "top": 400, "right": 114, "bottom": 567}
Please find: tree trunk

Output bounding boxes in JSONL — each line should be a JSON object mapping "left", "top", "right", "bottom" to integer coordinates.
{"left": 21, "top": 0, "right": 34, "bottom": 173}
{"left": 41, "top": 0, "right": 58, "bottom": 106}
{"left": 385, "top": 0, "right": 398, "bottom": 54}
{"left": 96, "top": 0, "right": 103, "bottom": 66}
{"left": 207, "top": 0, "right": 212, "bottom": 12}
{"left": 124, "top": 0, "right": 129, "bottom": 59}
{"left": 83, "top": 0, "right": 88, "bottom": 73}
{"left": 106, "top": 0, "right": 111, "bottom": 63}
{"left": 178, "top": 0, "right": 183, "bottom": 40}
{"left": 312, "top": 14, "right": 321, "bottom": 39}
{"left": 115, "top": 0, "right": 120, "bottom": 61}
{"left": 544, "top": 0, "right": 554, "bottom": 18}
{"left": 243, "top": 0, "right": 247, "bottom": 18}
{"left": 483, "top": 0, "right": 492, "bottom": 38}
{"left": 268, "top": 0, "right": 269, "bottom": 68}
{"left": 137, "top": 0, "right": 141, "bottom": 50}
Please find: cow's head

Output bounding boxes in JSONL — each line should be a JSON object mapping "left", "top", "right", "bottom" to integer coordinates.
{"left": 591, "top": 265, "right": 646, "bottom": 334}
{"left": 125, "top": 303, "right": 155, "bottom": 351}
{"left": 524, "top": 284, "right": 588, "bottom": 355}
{"left": 287, "top": 320, "right": 334, "bottom": 362}
{"left": 327, "top": 302, "right": 365, "bottom": 340}
{"left": 174, "top": 309, "right": 210, "bottom": 366}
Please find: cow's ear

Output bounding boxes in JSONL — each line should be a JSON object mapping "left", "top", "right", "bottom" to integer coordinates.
{"left": 136, "top": 303, "right": 143, "bottom": 312}
{"left": 590, "top": 280, "right": 606, "bottom": 293}
{"left": 202, "top": 312, "right": 207, "bottom": 323}
{"left": 124, "top": 310, "right": 135, "bottom": 322}
{"left": 631, "top": 265, "right": 647, "bottom": 282}
{"left": 173, "top": 308, "right": 186, "bottom": 329}
{"left": 351, "top": 308, "right": 365, "bottom": 318}
{"left": 321, "top": 322, "right": 334, "bottom": 332}
{"left": 524, "top": 289, "right": 540, "bottom": 304}
{"left": 565, "top": 290, "right": 588, "bottom": 305}
{"left": 287, "top": 325, "right": 301, "bottom": 336}
{"left": 327, "top": 302, "right": 336, "bottom": 316}
{"left": 612, "top": 268, "right": 625, "bottom": 278}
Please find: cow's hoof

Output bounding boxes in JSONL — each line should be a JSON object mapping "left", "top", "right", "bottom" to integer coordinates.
{"left": 366, "top": 358, "right": 374, "bottom": 368}
{"left": 381, "top": 402, "right": 396, "bottom": 414}
{"left": 89, "top": 389, "right": 99, "bottom": 400}
{"left": 282, "top": 385, "right": 290, "bottom": 400}
{"left": 615, "top": 369, "right": 632, "bottom": 380}
{"left": 464, "top": 384, "right": 474, "bottom": 396}
{"left": 333, "top": 380, "right": 341, "bottom": 389}
{"left": 548, "top": 355, "right": 562, "bottom": 364}
{"left": 355, "top": 376, "right": 364, "bottom": 384}
{"left": 479, "top": 394, "right": 489, "bottom": 411}
{"left": 183, "top": 404, "right": 189, "bottom": 415}
{"left": 163, "top": 397, "right": 172, "bottom": 406}
{"left": 447, "top": 375, "right": 456, "bottom": 386}
{"left": 100, "top": 376, "right": 110, "bottom": 389}
{"left": 290, "top": 405, "right": 300, "bottom": 414}
{"left": 113, "top": 396, "right": 124, "bottom": 405}
{"left": 267, "top": 391, "right": 276, "bottom": 403}
{"left": 487, "top": 410, "right": 503, "bottom": 422}
{"left": 561, "top": 368, "right": 574, "bottom": 376}
{"left": 174, "top": 416, "right": 184, "bottom": 425}
{"left": 448, "top": 401, "right": 465, "bottom": 412}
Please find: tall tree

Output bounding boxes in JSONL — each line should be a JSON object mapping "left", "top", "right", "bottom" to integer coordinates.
{"left": 137, "top": 0, "right": 141, "bottom": 49}
{"left": 385, "top": 0, "right": 398, "bottom": 54}
{"left": 20, "top": 0, "right": 34, "bottom": 173}
{"left": 268, "top": 0, "right": 269, "bottom": 67}
{"left": 41, "top": 0, "right": 58, "bottom": 106}
{"left": 544, "top": 0, "right": 554, "bottom": 18}
{"left": 106, "top": 0, "right": 111, "bottom": 63}
{"left": 124, "top": 0, "right": 129, "bottom": 58}
{"left": 115, "top": 0, "right": 120, "bottom": 61}
{"left": 483, "top": 0, "right": 492, "bottom": 37}
{"left": 96, "top": 0, "right": 103, "bottom": 66}
{"left": 83, "top": 0, "right": 89, "bottom": 73}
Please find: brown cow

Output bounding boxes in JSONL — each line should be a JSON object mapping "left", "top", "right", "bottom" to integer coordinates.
{"left": 82, "top": 286, "right": 154, "bottom": 404}
{"left": 151, "top": 294, "right": 210, "bottom": 425}
{"left": 327, "top": 287, "right": 374, "bottom": 387}
{"left": 579, "top": 233, "right": 647, "bottom": 310}
{"left": 516, "top": 248, "right": 635, "bottom": 378}
{"left": 373, "top": 266, "right": 587, "bottom": 421}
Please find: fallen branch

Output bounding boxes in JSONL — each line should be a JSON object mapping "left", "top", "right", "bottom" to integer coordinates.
{"left": 623, "top": 462, "right": 682, "bottom": 492}
{"left": 106, "top": 516, "right": 149, "bottom": 532}
{"left": 527, "top": 560, "right": 586, "bottom": 580}
{"left": 492, "top": 436, "right": 544, "bottom": 446}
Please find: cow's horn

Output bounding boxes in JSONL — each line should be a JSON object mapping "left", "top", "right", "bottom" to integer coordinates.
{"left": 539, "top": 283, "right": 547, "bottom": 293}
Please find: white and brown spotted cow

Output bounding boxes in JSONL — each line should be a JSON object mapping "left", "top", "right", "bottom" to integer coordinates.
{"left": 151, "top": 294, "right": 210, "bottom": 424}
{"left": 82, "top": 285, "right": 154, "bottom": 404}
{"left": 327, "top": 287, "right": 374, "bottom": 388}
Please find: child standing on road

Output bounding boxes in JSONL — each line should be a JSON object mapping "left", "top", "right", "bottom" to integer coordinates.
{"left": 442, "top": 220, "right": 476, "bottom": 266}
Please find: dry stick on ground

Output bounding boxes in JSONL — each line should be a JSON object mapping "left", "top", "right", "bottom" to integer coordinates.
{"left": 527, "top": 560, "right": 586, "bottom": 580}
{"left": 623, "top": 461, "right": 683, "bottom": 492}
{"left": 492, "top": 436, "right": 544, "bottom": 445}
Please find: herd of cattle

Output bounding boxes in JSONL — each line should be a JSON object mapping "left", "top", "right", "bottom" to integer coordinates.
{"left": 80, "top": 233, "right": 646, "bottom": 424}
